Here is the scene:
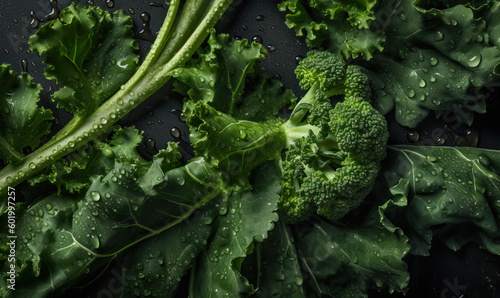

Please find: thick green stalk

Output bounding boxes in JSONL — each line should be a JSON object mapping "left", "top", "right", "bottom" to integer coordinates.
{"left": 0, "top": 0, "right": 234, "bottom": 212}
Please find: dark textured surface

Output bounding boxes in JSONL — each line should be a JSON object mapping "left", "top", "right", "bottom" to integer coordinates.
{"left": 0, "top": 0, "right": 499, "bottom": 297}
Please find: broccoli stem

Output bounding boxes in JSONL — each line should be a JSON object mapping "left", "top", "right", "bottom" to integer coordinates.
{"left": 0, "top": 0, "right": 234, "bottom": 209}
{"left": 288, "top": 83, "right": 320, "bottom": 125}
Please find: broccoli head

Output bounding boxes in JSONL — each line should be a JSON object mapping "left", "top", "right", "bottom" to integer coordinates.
{"left": 279, "top": 50, "right": 389, "bottom": 223}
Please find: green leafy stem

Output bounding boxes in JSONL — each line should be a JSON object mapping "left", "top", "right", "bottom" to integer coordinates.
{"left": 0, "top": 0, "right": 233, "bottom": 211}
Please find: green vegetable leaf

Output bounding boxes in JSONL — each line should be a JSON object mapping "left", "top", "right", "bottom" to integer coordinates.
{"left": 0, "top": 65, "right": 53, "bottom": 164}
{"left": 0, "top": 134, "right": 200, "bottom": 297}
{"left": 363, "top": 0, "right": 500, "bottom": 127}
{"left": 27, "top": 126, "right": 179, "bottom": 194}
{"left": 243, "top": 221, "right": 308, "bottom": 297}
{"left": 292, "top": 218, "right": 410, "bottom": 297}
{"left": 173, "top": 31, "right": 266, "bottom": 116}
{"left": 184, "top": 100, "right": 286, "bottom": 186}
{"left": 191, "top": 161, "right": 282, "bottom": 297}
{"left": 307, "top": 0, "right": 377, "bottom": 29}
{"left": 29, "top": 4, "right": 138, "bottom": 115}
{"left": 232, "top": 74, "right": 296, "bottom": 122}
{"left": 278, "top": 0, "right": 385, "bottom": 60}
{"left": 380, "top": 145, "right": 500, "bottom": 256}
{"left": 245, "top": 211, "right": 410, "bottom": 297}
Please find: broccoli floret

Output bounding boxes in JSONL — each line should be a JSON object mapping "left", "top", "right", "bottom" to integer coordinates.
{"left": 278, "top": 50, "right": 389, "bottom": 223}
{"left": 344, "top": 65, "right": 372, "bottom": 103}
{"left": 331, "top": 100, "right": 388, "bottom": 163}
{"left": 295, "top": 50, "right": 347, "bottom": 93}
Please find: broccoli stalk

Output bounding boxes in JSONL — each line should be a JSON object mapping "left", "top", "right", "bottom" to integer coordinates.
{"left": 279, "top": 50, "right": 389, "bottom": 223}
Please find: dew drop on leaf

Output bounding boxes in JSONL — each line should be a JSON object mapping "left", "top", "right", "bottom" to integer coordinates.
{"left": 102, "top": 148, "right": 114, "bottom": 158}
{"left": 90, "top": 191, "right": 101, "bottom": 202}
{"left": 91, "top": 235, "right": 100, "bottom": 249}
{"left": 478, "top": 154, "right": 491, "bottom": 166}
{"left": 467, "top": 53, "right": 482, "bottom": 68}
{"left": 434, "top": 31, "right": 444, "bottom": 41}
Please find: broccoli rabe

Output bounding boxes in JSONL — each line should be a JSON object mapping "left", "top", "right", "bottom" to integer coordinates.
{"left": 279, "top": 50, "right": 389, "bottom": 223}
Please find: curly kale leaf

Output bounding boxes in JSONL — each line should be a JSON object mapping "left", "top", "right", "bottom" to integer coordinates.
{"left": 378, "top": 145, "right": 500, "bottom": 256}
{"left": 29, "top": 4, "right": 138, "bottom": 115}
{"left": 173, "top": 31, "right": 265, "bottom": 115}
{"left": 0, "top": 65, "right": 53, "bottom": 164}
{"left": 27, "top": 126, "right": 169, "bottom": 194}
{"left": 363, "top": 0, "right": 500, "bottom": 127}
{"left": 0, "top": 116, "right": 282, "bottom": 297}
{"left": 174, "top": 31, "right": 295, "bottom": 122}
{"left": 278, "top": 0, "right": 384, "bottom": 60}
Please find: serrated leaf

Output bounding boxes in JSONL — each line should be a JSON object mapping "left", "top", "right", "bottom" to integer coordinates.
{"left": 293, "top": 217, "right": 410, "bottom": 297}
{"left": 243, "top": 221, "right": 308, "bottom": 298}
{"left": 28, "top": 126, "right": 167, "bottom": 194}
{"left": 192, "top": 161, "right": 282, "bottom": 297}
{"left": 380, "top": 145, "right": 500, "bottom": 256}
{"left": 173, "top": 30, "right": 266, "bottom": 115}
{"left": 29, "top": 4, "right": 138, "bottom": 115}
{"left": 362, "top": 0, "right": 500, "bottom": 127}
{"left": 307, "top": 0, "right": 377, "bottom": 29}
{"left": 279, "top": 0, "right": 384, "bottom": 59}
{"left": 184, "top": 100, "right": 286, "bottom": 186}
{"left": 0, "top": 64, "right": 53, "bottom": 164}
{"left": 0, "top": 140, "right": 194, "bottom": 297}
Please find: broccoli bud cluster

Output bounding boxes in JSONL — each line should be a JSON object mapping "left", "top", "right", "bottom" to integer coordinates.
{"left": 279, "top": 50, "right": 389, "bottom": 223}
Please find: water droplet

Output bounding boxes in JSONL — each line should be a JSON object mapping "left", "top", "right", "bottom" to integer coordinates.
{"left": 427, "top": 154, "right": 438, "bottom": 162}
{"left": 467, "top": 53, "right": 482, "bottom": 68}
{"left": 407, "top": 131, "right": 420, "bottom": 142}
{"left": 408, "top": 89, "right": 415, "bottom": 98}
{"left": 295, "top": 55, "right": 304, "bottom": 65}
{"left": 434, "top": 31, "right": 444, "bottom": 41}
{"left": 429, "top": 57, "right": 439, "bottom": 66}
{"left": 21, "top": 59, "right": 28, "bottom": 72}
{"left": 399, "top": 12, "right": 407, "bottom": 22}
{"left": 170, "top": 127, "right": 181, "bottom": 138}
{"left": 218, "top": 226, "right": 230, "bottom": 237}
{"left": 29, "top": 162, "right": 37, "bottom": 170}
{"left": 90, "top": 191, "right": 101, "bottom": 202}
{"left": 266, "top": 44, "right": 276, "bottom": 52}
{"left": 45, "top": 0, "right": 60, "bottom": 21}
{"left": 29, "top": 11, "right": 40, "bottom": 29}
{"left": 91, "top": 234, "right": 100, "bottom": 249}
{"left": 255, "top": 15, "right": 265, "bottom": 21}
{"left": 252, "top": 35, "right": 262, "bottom": 44}
{"left": 239, "top": 130, "right": 246, "bottom": 139}
{"left": 137, "top": 12, "right": 154, "bottom": 42}
{"left": 436, "top": 137, "right": 446, "bottom": 145}
{"left": 203, "top": 215, "right": 214, "bottom": 225}
{"left": 176, "top": 177, "right": 185, "bottom": 186}
{"left": 418, "top": 79, "right": 426, "bottom": 88}
{"left": 102, "top": 148, "right": 114, "bottom": 158}
{"left": 478, "top": 154, "right": 490, "bottom": 166}
{"left": 105, "top": 0, "right": 115, "bottom": 8}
